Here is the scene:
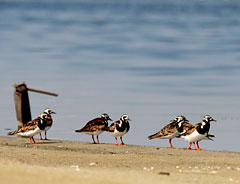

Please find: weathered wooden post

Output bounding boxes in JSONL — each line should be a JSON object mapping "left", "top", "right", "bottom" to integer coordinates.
{"left": 13, "top": 82, "right": 58, "bottom": 128}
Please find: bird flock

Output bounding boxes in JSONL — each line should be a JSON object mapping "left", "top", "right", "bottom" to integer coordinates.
{"left": 8, "top": 109, "right": 217, "bottom": 150}
{"left": 148, "top": 115, "right": 216, "bottom": 150}
{"left": 75, "top": 113, "right": 130, "bottom": 145}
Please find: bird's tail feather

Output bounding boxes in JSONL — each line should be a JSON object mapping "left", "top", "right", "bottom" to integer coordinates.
{"left": 8, "top": 130, "right": 18, "bottom": 136}
{"left": 75, "top": 129, "right": 82, "bottom": 133}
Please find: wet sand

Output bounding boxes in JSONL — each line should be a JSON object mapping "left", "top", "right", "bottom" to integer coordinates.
{"left": 0, "top": 136, "right": 239, "bottom": 184}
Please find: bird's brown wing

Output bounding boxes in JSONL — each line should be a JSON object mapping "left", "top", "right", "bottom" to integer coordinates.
{"left": 77, "top": 118, "right": 106, "bottom": 132}
{"left": 107, "top": 121, "right": 118, "bottom": 132}
{"left": 181, "top": 123, "right": 200, "bottom": 136}
{"left": 25, "top": 118, "right": 39, "bottom": 126}
{"left": 8, "top": 123, "right": 38, "bottom": 135}
{"left": 148, "top": 122, "right": 177, "bottom": 139}
{"left": 183, "top": 122, "right": 194, "bottom": 131}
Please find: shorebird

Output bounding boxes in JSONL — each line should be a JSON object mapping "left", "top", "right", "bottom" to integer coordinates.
{"left": 180, "top": 115, "right": 216, "bottom": 150}
{"left": 8, "top": 113, "right": 48, "bottom": 144}
{"left": 39, "top": 108, "right": 56, "bottom": 140}
{"left": 107, "top": 114, "right": 130, "bottom": 146}
{"left": 75, "top": 113, "right": 112, "bottom": 144}
{"left": 148, "top": 115, "right": 190, "bottom": 148}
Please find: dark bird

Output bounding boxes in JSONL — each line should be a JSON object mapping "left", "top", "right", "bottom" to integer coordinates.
{"left": 75, "top": 113, "right": 112, "bottom": 144}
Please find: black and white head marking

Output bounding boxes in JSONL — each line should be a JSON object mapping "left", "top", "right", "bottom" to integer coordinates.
{"left": 119, "top": 114, "right": 130, "bottom": 127}
{"left": 175, "top": 115, "right": 188, "bottom": 127}
{"left": 200, "top": 115, "right": 216, "bottom": 129}
{"left": 203, "top": 115, "right": 216, "bottom": 123}
{"left": 201, "top": 121, "right": 206, "bottom": 129}
{"left": 39, "top": 113, "right": 48, "bottom": 120}
{"left": 120, "top": 114, "right": 131, "bottom": 121}
{"left": 44, "top": 108, "right": 56, "bottom": 115}
{"left": 101, "top": 113, "right": 112, "bottom": 121}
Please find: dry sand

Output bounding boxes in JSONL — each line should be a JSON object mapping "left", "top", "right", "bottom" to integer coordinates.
{"left": 0, "top": 136, "right": 239, "bottom": 184}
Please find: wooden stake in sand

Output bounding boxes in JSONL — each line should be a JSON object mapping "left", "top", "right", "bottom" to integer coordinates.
{"left": 13, "top": 82, "right": 58, "bottom": 128}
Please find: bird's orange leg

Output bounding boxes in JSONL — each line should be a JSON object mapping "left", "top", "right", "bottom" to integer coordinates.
{"left": 185, "top": 142, "right": 192, "bottom": 149}
{"left": 115, "top": 137, "right": 121, "bottom": 146}
{"left": 96, "top": 135, "right": 103, "bottom": 144}
{"left": 30, "top": 137, "right": 38, "bottom": 144}
{"left": 196, "top": 141, "right": 204, "bottom": 150}
{"left": 29, "top": 137, "right": 34, "bottom": 144}
{"left": 169, "top": 139, "right": 175, "bottom": 148}
{"left": 193, "top": 142, "right": 198, "bottom": 150}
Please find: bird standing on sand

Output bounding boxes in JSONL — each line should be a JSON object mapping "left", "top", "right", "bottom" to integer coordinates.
{"left": 39, "top": 108, "right": 56, "bottom": 140}
{"left": 107, "top": 114, "right": 130, "bottom": 146}
{"left": 8, "top": 113, "right": 48, "bottom": 144}
{"left": 75, "top": 113, "right": 112, "bottom": 144}
{"left": 148, "top": 115, "right": 190, "bottom": 148}
{"left": 180, "top": 115, "right": 216, "bottom": 150}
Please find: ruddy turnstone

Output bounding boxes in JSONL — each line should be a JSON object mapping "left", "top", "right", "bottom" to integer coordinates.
{"left": 180, "top": 115, "right": 216, "bottom": 150}
{"left": 148, "top": 115, "right": 190, "bottom": 148}
{"left": 107, "top": 114, "right": 130, "bottom": 146}
{"left": 39, "top": 108, "right": 56, "bottom": 140}
{"left": 8, "top": 113, "right": 48, "bottom": 144}
{"left": 75, "top": 113, "right": 112, "bottom": 144}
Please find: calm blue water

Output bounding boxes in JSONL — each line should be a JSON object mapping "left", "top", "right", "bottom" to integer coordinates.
{"left": 0, "top": 0, "right": 240, "bottom": 152}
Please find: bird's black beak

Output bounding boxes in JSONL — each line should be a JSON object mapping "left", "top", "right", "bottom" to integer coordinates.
{"left": 51, "top": 111, "right": 56, "bottom": 114}
{"left": 108, "top": 118, "right": 112, "bottom": 121}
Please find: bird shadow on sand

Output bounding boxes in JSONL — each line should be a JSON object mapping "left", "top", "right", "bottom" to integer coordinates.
{"left": 25, "top": 140, "right": 61, "bottom": 145}
{"left": 39, "top": 141, "right": 60, "bottom": 144}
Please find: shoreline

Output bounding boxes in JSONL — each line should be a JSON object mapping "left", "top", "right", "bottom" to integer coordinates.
{"left": 0, "top": 136, "right": 240, "bottom": 184}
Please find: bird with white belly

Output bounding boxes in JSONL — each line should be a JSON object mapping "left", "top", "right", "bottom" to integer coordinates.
{"left": 8, "top": 113, "right": 48, "bottom": 144}
{"left": 39, "top": 108, "right": 56, "bottom": 140}
{"left": 107, "top": 114, "right": 130, "bottom": 146}
{"left": 148, "top": 115, "right": 191, "bottom": 148}
{"left": 180, "top": 115, "right": 216, "bottom": 150}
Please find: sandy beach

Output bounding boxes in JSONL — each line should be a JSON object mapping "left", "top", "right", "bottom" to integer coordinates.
{"left": 0, "top": 136, "right": 239, "bottom": 184}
